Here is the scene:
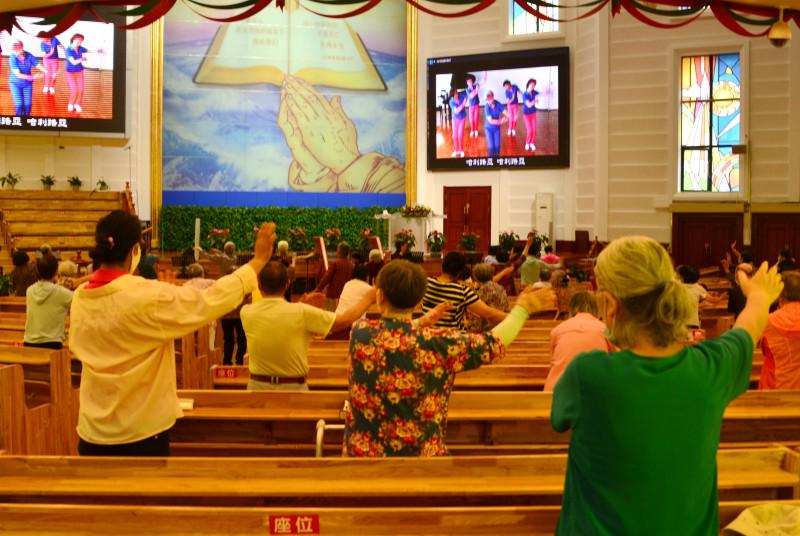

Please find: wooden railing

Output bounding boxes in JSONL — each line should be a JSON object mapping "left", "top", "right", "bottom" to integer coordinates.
{"left": 0, "top": 210, "right": 15, "bottom": 258}
{"left": 122, "top": 182, "right": 136, "bottom": 216}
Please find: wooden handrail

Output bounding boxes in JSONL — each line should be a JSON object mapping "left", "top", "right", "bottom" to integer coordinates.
{"left": 0, "top": 210, "right": 16, "bottom": 258}
{"left": 122, "top": 183, "right": 136, "bottom": 216}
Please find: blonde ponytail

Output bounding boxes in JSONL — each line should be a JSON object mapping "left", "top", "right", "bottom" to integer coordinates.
{"left": 596, "top": 236, "right": 692, "bottom": 348}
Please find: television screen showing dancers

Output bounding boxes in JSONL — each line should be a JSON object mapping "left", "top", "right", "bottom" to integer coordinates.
{"left": 426, "top": 47, "right": 569, "bottom": 171}
{"left": 0, "top": 10, "right": 126, "bottom": 134}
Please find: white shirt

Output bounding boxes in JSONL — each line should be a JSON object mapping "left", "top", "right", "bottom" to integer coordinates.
{"left": 532, "top": 281, "right": 552, "bottom": 290}
{"left": 335, "top": 279, "right": 373, "bottom": 320}
{"left": 684, "top": 282, "right": 708, "bottom": 328}
{"left": 69, "top": 265, "right": 257, "bottom": 445}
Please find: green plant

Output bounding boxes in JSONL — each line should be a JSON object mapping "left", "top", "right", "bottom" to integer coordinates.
{"left": 67, "top": 176, "right": 82, "bottom": 189}
{"left": 498, "top": 231, "right": 519, "bottom": 251}
{"left": 459, "top": 231, "right": 479, "bottom": 251}
{"left": 426, "top": 230, "right": 445, "bottom": 252}
{"left": 96, "top": 179, "right": 109, "bottom": 191}
{"left": 40, "top": 174, "right": 56, "bottom": 187}
{"left": 288, "top": 227, "right": 311, "bottom": 252}
{"left": 0, "top": 273, "right": 11, "bottom": 296}
{"left": 159, "top": 206, "right": 402, "bottom": 252}
{"left": 1, "top": 172, "right": 21, "bottom": 189}
{"left": 207, "top": 228, "right": 231, "bottom": 250}
{"left": 394, "top": 228, "right": 416, "bottom": 249}
{"left": 324, "top": 227, "right": 342, "bottom": 249}
{"left": 526, "top": 230, "right": 550, "bottom": 256}
{"left": 401, "top": 204, "right": 431, "bottom": 218}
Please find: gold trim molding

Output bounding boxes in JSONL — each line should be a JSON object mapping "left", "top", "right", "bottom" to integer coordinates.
{"left": 405, "top": 4, "right": 418, "bottom": 205}
{"left": 149, "top": 18, "right": 164, "bottom": 249}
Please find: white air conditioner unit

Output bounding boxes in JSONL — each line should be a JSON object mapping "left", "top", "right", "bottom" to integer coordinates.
{"left": 534, "top": 193, "right": 554, "bottom": 240}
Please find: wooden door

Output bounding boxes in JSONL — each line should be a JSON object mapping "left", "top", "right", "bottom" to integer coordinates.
{"left": 671, "top": 212, "right": 743, "bottom": 268}
{"left": 752, "top": 213, "right": 800, "bottom": 265}
{"left": 443, "top": 186, "right": 491, "bottom": 253}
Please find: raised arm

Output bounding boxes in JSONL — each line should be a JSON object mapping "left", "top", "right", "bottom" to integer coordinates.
{"left": 467, "top": 299, "right": 507, "bottom": 325}
{"left": 329, "top": 287, "right": 376, "bottom": 333}
{"left": 733, "top": 262, "right": 784, "bottom": 344}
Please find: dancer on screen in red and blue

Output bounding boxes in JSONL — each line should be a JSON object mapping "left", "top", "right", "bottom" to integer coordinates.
{"left": 465, "top": 72, "right": 486, "bottom": 138}
{"left": 449, "top": 87, "right": 467, "bottom": 158}
{"left": 38, "top": 32, "right": 64, "bottom": 96}
{"left": 523, "top": 78, "right": 540, "bottom": 152}
{"left": 484, "top": 90, "right": 508, "bottom": 159}
{"left": 65, "top": 34, "right": 104, "bottom": 114}
{"left": 503, "top": 80, "right": 521, "bottom": 137}
{"left": 8, "top": 40, "right": 46, "bottom": 117}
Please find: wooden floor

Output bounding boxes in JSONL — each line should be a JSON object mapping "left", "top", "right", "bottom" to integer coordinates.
{"left": 0, "top": 60, "right": 112, "bottom": 120}
{"left": 436, "top": 110, "right": 559, "bottom": 159}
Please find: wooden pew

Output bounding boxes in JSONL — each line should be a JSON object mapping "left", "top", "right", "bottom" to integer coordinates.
{"left": 0, "top": 297, "right": 27, "bottom": 314}
{"left": 175, "top": 324, "right": 220, "bottom": 390}
{"left": 170, "top": 389, "right": 798, "bottom": 457}
{"left": 0, "top": 347, "right": 75, "bottom": 455}
{"left": 2, "top": 500, "right": 798, "bottom": 535}
{"left": 0, "top": 447, "right": 796, "bottom": 507}
{"left": 212, "top": 363, "right": 552, "bottom": 391}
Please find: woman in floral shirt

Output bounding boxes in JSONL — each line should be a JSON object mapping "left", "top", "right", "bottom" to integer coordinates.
{"left": 345, "top": 260, "right": 556, "bottom": 457}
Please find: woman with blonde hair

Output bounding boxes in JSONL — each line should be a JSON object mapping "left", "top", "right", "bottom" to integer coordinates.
{"left": 551, "top": 235, "right": 783, "bottom": 535}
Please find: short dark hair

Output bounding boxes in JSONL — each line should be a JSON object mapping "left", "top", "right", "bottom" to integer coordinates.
{"left": 780, "top": 249, "right": 794, "bottom": 259}
{"left": 90, "top": 210, "right": 142, "bottom": 266}
{"left": 377, "top": 260, "right": 426, "bottom": 310}
{"left": 258, "top": 261, "right": 289, "bottom": 295}
{"left": 70, "top": 33, "right": 84, "bottom": 43}
{"left": 442, "top": 251, "right": 467, "bottom": 278}
{"left": 781, "top": 271, "right": 800, "bottom": 302}
{"left": 540, "top": 269, "right": 552, "bottom": 282}
{"left": 740, "top": 250, "right": 753, "bottom": 264}
{"left": 352, "top": 264, "right": 369, "bottom": 282}
{"left": 466, "top": 73, "right": 476, "bottom": 84}
{"left": 526, "top": 78, "right": 537, "bottom": 89}
{"left": 569, "top": 291, "right": 599, "bottom": 317}
{"left": 351, "top": 251, "right": 364, "bottom": 265}
{"left": 677, "top": 264, "right": 700, "bottom": 284}
{"left": 544, "top": 245, "right": 553, "bottom": 254}
{"left": 337, "top": 242, "right": 351, "bottom": 258}
{"left": 36, "top": 253, "right": 58, "bottom": 280}
{"left": 12, "top": 250, "right": 29, "bottom": 267}
{"left": 503, "top": 79, "right": 511, "bottom": 87}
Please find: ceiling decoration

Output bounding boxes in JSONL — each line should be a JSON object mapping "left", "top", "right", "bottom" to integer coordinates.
{"left": 0, "top": 0, "right": 796, "bottom": 43}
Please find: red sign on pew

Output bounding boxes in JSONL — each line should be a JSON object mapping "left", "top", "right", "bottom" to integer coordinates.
{"left": 214, "top": 367, "right": 240, "bottom": 379}
{"left": 269, "top": 514, "right": 320, "bottom": 534}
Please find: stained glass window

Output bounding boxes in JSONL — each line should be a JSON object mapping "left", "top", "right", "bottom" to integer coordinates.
{"left": 680, "top": 53, "right": 741, "bottom": 192}
{"left": 510, "top": 1, "right": 559, "bottom": 35}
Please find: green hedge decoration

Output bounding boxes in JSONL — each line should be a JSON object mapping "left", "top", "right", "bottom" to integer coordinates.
{"left": 160, "top": 205, "right": 401, "bottom": 252}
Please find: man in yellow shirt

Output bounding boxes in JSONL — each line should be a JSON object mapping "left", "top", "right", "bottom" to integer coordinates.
{"left": 241, "top": 261, "right": 375, "bottom": 390}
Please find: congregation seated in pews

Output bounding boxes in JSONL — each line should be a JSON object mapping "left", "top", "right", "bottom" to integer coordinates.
{"left": 2, "top": 206, "right": 800, "bottom": 534}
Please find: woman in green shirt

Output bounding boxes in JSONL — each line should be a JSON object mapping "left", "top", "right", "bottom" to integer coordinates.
{"left": 551, "top": 235, "right": 783, "bottom": 535}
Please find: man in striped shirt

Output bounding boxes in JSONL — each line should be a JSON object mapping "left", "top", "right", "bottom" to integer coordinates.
{"left": 422, "top": 251, "right": 509, "bottom": 330}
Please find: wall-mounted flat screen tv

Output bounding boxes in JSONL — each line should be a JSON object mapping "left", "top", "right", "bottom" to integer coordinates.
{"left": 0, "top": 7, "right": 126, "bottom": 135}
{"left": 427, "top": 46, "right": 569, "bottom": 171}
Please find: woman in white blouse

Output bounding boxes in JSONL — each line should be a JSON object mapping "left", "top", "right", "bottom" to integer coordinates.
{"left": 69, "top": 210, "right": 275, "bottom": 456}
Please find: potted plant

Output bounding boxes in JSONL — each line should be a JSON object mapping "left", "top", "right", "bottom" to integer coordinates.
{"left": 288, "top": 227, "right": 311, "bottom": 253}
{"left": 206, "top": 228, "right": 231, "bottom": 251}
{"left": 324, "top": 227, "right": 342, "bottom": 250}
{"left": 426, "top": 230, "right": 446, "bottom": 258}
{"left": 498, "top": 231, "right": 519, "bottom": 252}
{"left": 401, "top": 204, "right": 432, "bottom": 218}
{"left": 68, "top": 176, "right": 82, "bottom": 192}
{"left": 0, "top": 273, "right": 11, "bottom": 296}
{"left": 96, "top": 179, "right": 109, "bottom": 191}
{"left": 394, "top": 228, "right": 416, "bottom": 250}
{"left": 1, "top": 172, "right": 21, "bottom": 190}
{"left": 459, "top": 231, "right": 479, "bottom": 252}
{"left": 527, "top": 230, "right": 550, "bottom": 256}
{"left": 40, "top": 174, "right": 56, "bottom": 191}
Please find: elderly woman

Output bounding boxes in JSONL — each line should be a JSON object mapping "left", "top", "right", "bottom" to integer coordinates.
{"left": 366, "top": 248, "right": 384, "bottom": 285}
{"left": 466, "top": 263, "right": 510, "bottom": 332}
{"left": 275, "top": 240, "right": 296, "bottom": 301}
{"left": 69, "top": 210, "right": 275, "bottom": 456}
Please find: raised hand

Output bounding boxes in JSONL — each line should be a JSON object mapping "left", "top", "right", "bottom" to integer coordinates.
{"left": 277, "top": 89, "right": 330, "bottom": 184}
{"left": 283, "top": 76, "right": 360, "bottom": 175}
{"left": 249, "top": 223, "right": 277, "bottom": 272}
{"left": 516, "top": 286, "right": 557, "bottom": 314}
{"left": 737, "top": 262, "right": 783, "bottom": 304}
